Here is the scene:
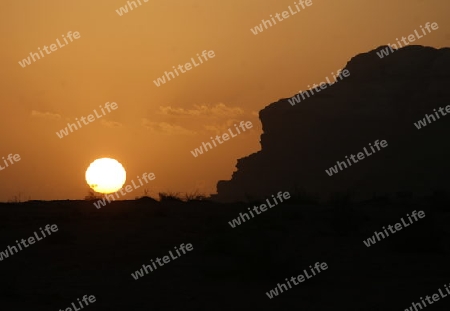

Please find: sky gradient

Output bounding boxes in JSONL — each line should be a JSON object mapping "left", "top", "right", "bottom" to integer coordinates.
{"left": 0, "top": 0, "right": 449, "bottom": 201}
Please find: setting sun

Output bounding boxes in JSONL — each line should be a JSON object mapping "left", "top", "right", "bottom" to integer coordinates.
{"left": 85, "top": 158, "right": 126, "bottom": 194}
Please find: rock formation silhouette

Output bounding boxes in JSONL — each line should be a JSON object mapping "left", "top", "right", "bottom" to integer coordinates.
{"left": 214, "top": 45, "right": 450, "bottom": 202}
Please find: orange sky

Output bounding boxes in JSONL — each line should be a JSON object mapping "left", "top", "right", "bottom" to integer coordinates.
{"left": 0, "top": 0, "right": 449, "bottom": 201}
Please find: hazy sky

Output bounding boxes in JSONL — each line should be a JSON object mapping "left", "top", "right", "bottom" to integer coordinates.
{"left": 0, "top": 0, "right": 448, "bottom": 201}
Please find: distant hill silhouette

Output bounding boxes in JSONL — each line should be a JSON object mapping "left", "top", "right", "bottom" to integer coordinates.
{"left": 214, "top": 45, "right": 450, "bottom": 202}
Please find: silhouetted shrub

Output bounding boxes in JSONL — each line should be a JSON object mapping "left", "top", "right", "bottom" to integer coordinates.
{"left": 158, "top": 192, "right": 183, "bottom": 202}
{"left": 184, "top": 190, "right": 207, "bottom": 201}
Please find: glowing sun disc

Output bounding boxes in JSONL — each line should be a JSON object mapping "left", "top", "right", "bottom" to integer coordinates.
{"left": 85, "top": 158, "right": 126, "bottom": 194}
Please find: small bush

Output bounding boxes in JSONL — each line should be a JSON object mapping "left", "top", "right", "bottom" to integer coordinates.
{"left": 184, "top": 190, "right": 207, "bottom": 201}
{"left": 158, "top": 192, "right": 183, "bottom": 202}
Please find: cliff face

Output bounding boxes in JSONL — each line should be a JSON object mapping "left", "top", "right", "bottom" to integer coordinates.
{"left": 214, "top": 46, "right": 450, "bottom": 202}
